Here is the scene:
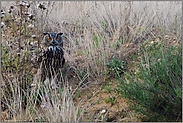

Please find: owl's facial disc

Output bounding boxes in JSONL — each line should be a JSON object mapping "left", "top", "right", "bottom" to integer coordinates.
{"left": 44, "top": 32, "right": 63, "bottom": 48}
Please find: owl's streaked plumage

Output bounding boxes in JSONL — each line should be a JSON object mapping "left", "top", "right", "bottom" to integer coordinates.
{"left": 40, "top": 32, "right": 65, "bottom": 87}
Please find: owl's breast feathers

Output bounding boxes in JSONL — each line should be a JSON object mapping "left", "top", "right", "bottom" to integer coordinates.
{"left": 44, "top": 46, "right": 64, "bottom": 57}
{"left": 43, "top": 46, "right": 64, "bottom": 60}
{"left": 38, "top": 46, "right": 65, "bottom": 68}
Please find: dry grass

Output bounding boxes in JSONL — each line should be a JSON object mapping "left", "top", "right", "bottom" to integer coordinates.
{"left": 1, "top": 1, "right": 182, "bottom": 122}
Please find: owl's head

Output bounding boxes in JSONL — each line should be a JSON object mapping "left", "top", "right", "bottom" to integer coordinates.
{"left": 43, "top": 32, "right": 63, "bottom": 48}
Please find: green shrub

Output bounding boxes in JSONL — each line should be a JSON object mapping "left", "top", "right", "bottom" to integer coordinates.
{"left": 105, "top": 57, "right": 126, "bottom": 78}
{"left": 114, "top": 41, "right": 182, "bottom": 121}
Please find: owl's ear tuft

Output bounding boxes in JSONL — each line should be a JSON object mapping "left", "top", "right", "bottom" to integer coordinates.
{"left": 57, "top": 33, "right": 63, "bottom": 36}
{"left": 43, "top": 32, "right": 49, "bottom": 35}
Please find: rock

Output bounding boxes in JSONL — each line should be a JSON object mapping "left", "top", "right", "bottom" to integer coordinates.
{"left": 100, "top": 109, "right": 106, "bottom": 114}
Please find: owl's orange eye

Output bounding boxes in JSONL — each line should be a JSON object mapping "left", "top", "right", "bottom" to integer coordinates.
{"left": 48, "top": 38, "right": 52, "bottom": 41}
{"left": 56, "top": 37, "right": 59, "bottom": 40}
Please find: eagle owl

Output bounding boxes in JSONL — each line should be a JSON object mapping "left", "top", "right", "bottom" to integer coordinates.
{"left": 40, "top": 32, "right": 65, "bottom": 87}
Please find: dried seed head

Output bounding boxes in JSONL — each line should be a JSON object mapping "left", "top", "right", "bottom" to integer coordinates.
{"left": 31, "top": 84, "right": 36, "bottom": 87}
{"left": 1, "top": 22, "right": 6, "bottom": 28}
{"left": 29, "top": 42, "right": 34, "bottom": 46}
{"left": 38, "top": 3, "right": 47, "bottom": 10}
{"left": 28, "top": 14, "right": 33, "bottom": 19}
{"left": 43, "top": 6, "right": 47, "bottom": 10}
{"left": 8, "top": 9, "right": 11, "bottom": 13}
{"left": 18, "top": 1, "right": 26, "bottom": 6}
{"left": 61, "top": 20, "right": 68, "bottom": 26}
{"left": 24, "top": 12, "right": 30, "bottom": 15}
{"left": 26, "top": 3, "right": 30, "bottom": 8}
{"left": 28, "top": 24, "right": 34, "bottom": 29}
{"left": 17, "top": 53, "right": 21, "bottom": 56}
{"left": 10, "top": 6, "right": 14, "bottom": 9}
{"left": 1, "top": 15, "right": 5, "bottom": 19}
{"left": 1, "top": 9, "right": 6, "bottom": 14}
{"left": 28, "top": 14, "right": 36, "bottom": 20}
{"left": 8, "top": 9, "right": 13, "bottom": 13}
{"left": 8, "top": 44, "right": 12, "bottom": 48}
{"left": 31, "top": 35, "right": 37, "bottom": 38}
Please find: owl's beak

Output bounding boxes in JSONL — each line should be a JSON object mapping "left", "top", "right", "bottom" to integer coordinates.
{"left": 52, "top": 41, "right": 56, "bottom": 44}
